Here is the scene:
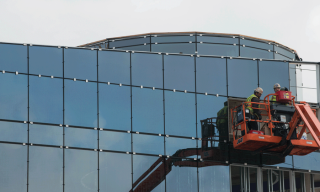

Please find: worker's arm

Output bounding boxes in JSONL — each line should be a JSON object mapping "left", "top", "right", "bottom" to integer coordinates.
{"left": 251, "top": 97, "right": 262, "bottom": 119}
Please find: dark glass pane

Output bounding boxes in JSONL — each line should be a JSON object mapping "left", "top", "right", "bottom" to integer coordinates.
{"left": 0, "top": 73, "right": 27, "bottom": 121}
{"left": 99, "top": 131, "right": 131, "bottom": 152}
{"left": 116, "top": 44, "right": 150, "bottom": 52}
{"left": 274, "top": 46, "right": 295, "bottom": 59}
{"left": 165, "top": 137, "right": 196, "bottom": 157}
{"left": 98, "top": 51, "right": 130, "bottom": 84}
{"left": 166, "top": 158, "right": 197, "bottom": 192}
{"left": 197, "top": 44, "right": 239, "bottom": 57}
{"left": 65, "top": 149, "right": 98, "bottom": 192}
{"left": 29, "top": 146, "right": 63, "bottom": 192}
{"left": 133, "top": 155, "right": 165, "bottom": 192}
{"left": 240, "top": 39, "right": 273, "bottom": 50}
{"left": 132, "top": 88, "right": 163, "bottom": 134}
{"left": 275, "top": 53, "right": 291, "bottom": 61}
{"left": 109, "top": 37, "right": 149, "bottom": 48}
{"left": 65, "top": 80, "right": 97, "bottom": 127}
{"left": 228, "top": 59, "right": 258, "bottom": 98}
{"left": 289, "top": 67, "right": 296, "bottom": 87}
{"left": 164, "top": 55, "right": 195, "bottom": 92}
{"left": 196, "top": 57, "right": 227, "bottom": 95}
{"left": 99, "top": 84, "right": 130, "bottom": 131}
{"left": 29, "top": 46, "right": 63, "bottom": 77}
{"left": 100, "top": 152, "right": 132, "bottom": 191}
{"left": 0, "top": 43, "right": 27, "bottom": 73}
{"left": 133, "top": 134, "right": 164, "bottom": 155}
{"left": 0, "top": 121, "right": 27, "bottom": 143}
{"left": 29, "top": 76, "right": 63, "bottom": 124}
{"left": 152, "top": 43, "right": 196, "bottom": 54}
{"left": 199, "top": 165, "right": 230, "bottom": 192}
{"left": 132, "top": 53, "right": 163, "bottom": 88}
{"left": 197, "top": 36, "right": 238, "bottom": 44}
{"left": 64, "top": 48, "right": 97, "bottom": 80}
{"left": 294, "top": 152, "right": 320, "bottom": 171}
{"left": 259, "top": 60, "right": 289, "bottom": 96}
{"left": 65, "top": 127, "right": 97, "bottom": 149}
{"left": 240, "top": 47, "right": 273, "bottom": 59}
{"left": 261, "top": 154, "right": 293, "bottom": 168}
{"left": 151, "top": 35, "right": 195, "bottom": 43}
{"left": 29, "top": 124, "right": 63, "bottom": 146}
{"left": 0, "top": 144, "right": 27, "bottom": 192}
{"left": 165, "top": 91, "right": 196, "bottom": 137}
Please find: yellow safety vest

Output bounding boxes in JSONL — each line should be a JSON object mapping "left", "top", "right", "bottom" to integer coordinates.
{"left": 246, "top": 94, "right": 259, "bottom": 114}
{"left": 270, "top": 95, "right": 277, "bottom": 102}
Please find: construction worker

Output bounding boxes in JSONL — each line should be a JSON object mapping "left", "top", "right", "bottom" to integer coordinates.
{"left": 270, "top": 83, "right": 281, "bottom": 102}
{"left": 217, "top": 101, "right": 228, "bottom": 144}
{"left": 246, "top": 87, "right": 263, "bottom": 130}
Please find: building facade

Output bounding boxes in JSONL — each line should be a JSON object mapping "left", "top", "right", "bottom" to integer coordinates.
{"left": 0, "top": 32, "right": 319, "bottom": 191}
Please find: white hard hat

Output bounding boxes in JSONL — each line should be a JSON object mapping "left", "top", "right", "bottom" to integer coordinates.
{"left": 254, "top": 87, "right": 263, "bottom": 94}
{"left": 273, "top": 83, "right": 281, "bottom": 89}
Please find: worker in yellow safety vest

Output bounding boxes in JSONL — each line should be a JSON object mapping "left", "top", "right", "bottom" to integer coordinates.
{"left": 246, "top": 87, "right": 263, "bottom": 130}
{"left": 270, "top": 83, "right": 281, "bottom": 102}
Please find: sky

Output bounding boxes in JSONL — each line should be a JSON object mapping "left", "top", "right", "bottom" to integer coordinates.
{"left": 1, "top": 0, "right": 320, "bottom": 62}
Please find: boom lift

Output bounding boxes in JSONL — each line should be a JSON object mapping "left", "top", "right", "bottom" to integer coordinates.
{"left": 231, "top": 90, "right": 320, "bottom": 156}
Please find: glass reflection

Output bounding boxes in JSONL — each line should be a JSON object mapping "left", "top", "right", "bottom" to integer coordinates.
{"left": 0, "top": 144, "right": 27, "bottom": 192}
{"left": 64, "top": 48, "right": 97, "bottom": 80}
{"left": 132, "top": 88, "right": 163, "bottom": 134}
{"left": 99, "top": 152, "right": 132, "bottom": 192}
{"left": 151, "top": 43, "right": 196, "bottom": 54}
{"left": 289, "top": 67, "right": 296, "bottom": 87}
{"left": 99, "top": 131, "right": 131, "bottom": 152}
{"left": 275, "top": 53, "right": 291, "bottom": 61}
{"left": 0, "top": 73, "right": 27, "bottom": 121}
{"left": 109, "top": 37, "right": 149, "bottom": 48}
{"left": 151, "top": 35, "right": 195, "bottom": 43}
{"left": 274, "top": 46, "right": 295, "bottom": 59}
{"left": 133, "top": 134, "right": 164, "bottom": 155}
{"left": 29, "top": 46, "right": 63, "bottom": 77}
{"left": 0, "top": 43, "right": 27, "bottom": 73}
{"left": 165, "top": 91, "right": 196, "bottom": 137}
{"left": 199, "top": 165, "right": 230, "bottom": 192}
{"left": 231, "top": 166, "right": 258, "bottom": 192}
{"left": 261, "top": 154, "right": 293, "bottom": 168}
{"left": 29, "top": 124, "right": 63, "bottom": 146}
{"left": 197, "top": 44, "right": 239, "bottom": 57}
{"left": 197, "top": 36, "right": 238, "bottom": 44}
{"left": 29, "top": 76, "right": 63, "bottom": 124}
{"left": 240, "top": 39, "right": 273, "bottom": 50}
{"left": 65, "top": 127, "right": 97, "bottom": 149}
{"left": 117, "top": 44, "right": 150, "bottom": 52}
{"left": 240, "top": 47, "right": 273, "bottom": 59}
{"left": 165, "top": 137, "right": 196, "bottom": 157}
{"left": 294, "top": 152, "right": 320, "bottom": 171}
{"left": 99, "top": 84, "right": 130, "bottom": 131}
{"left": 65, "top": 149, "right": 98, "bottom": 192}
{"left": 0, "top": 121, "right": 27, "bottom": 143}
{"left": 29, "top": 146, "right": 63, "bottom": 192}
{"left": 228, "top": 59, "right": 258, "bottom": 98}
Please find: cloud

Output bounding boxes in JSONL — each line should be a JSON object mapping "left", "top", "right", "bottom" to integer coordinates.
{"left": 306, "top": 5, "right": 320, "bottom": 43}
{"left": 131, "top": 0, "right": 183, "bottom": 12}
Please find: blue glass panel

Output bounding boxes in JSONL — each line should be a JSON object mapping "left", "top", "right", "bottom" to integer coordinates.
{"left": 152, "top": 43, "right": 196, "bottom": 54}
{"left": 165, "top": 91, "right": 196, "bottom": 137}
{"left": 65, "top": 149, "right": 98, "bottom": 192}
{"left": 274, "top": 46, "right": 295, "bottom": 59}
{"left": 164, "top": 55, "right": 195, "bottom": 92}
{"left": 262, "top": 154, "right": 293, "bottom": 168}
{"left": 109, "top": 37, "right": 149, "bottom": 47}
{"left": 166, "top": 159, "right": 197, "bottom": 192}
{"left": 133, "top": 134, "right": 164, "bottom": 155}
{"left": 132, "top": 88, "right": 163, "bottom": 134}
{"left": 240, "top": 47, "right": 273, "bottom": 59}
{"left": 65, "top": 128, "right": 97, "bottom": 149}
{"left": 0, "top": 121, "right": 27, "bottom": 143}
{"left": 29, "top": 146, "right": 63, "bottom": 192}
{"left": 29, "top": 124, "right": 63, "bottom": 146}
{"left": 0, "top": 73, "right": 27, "bottom": 121}
{"left": 228, "top": 59, "right": 258, "bottom": 98}
{"left": 98, "top": 51, "right": 130, "bottom": 84}
{"left": 99, "top": 84, "right": 130, "bottom": 131}
{"left": 116, "top": 44, "right": 150, "bottom": 52}
{"left": 196, "top": 57, "right": 227, "bottom": 95}
{"left": 259, "top": 60, "right": 289, "bottom": 96}
{"left": 0, "top": 144, "right": 27, "bottom": 192}
{"left": 199, "top": 165, "right": 230, "bottom": 192}
{"left": 294, "top": 152, "right": 320, "bottom": 171}
{"left": 197, "top": 94, "right": 227, "bottom": 140}
{"left": 240, "top": 39, "right": 273, "bottom": 50}
{"left": 100, "top": 152, "right": 132, "bottom": 191}
{"left": 64, "top": 48, "right": 97, "bottom": 80}
{"left": 151, "top": 35, "right": 195, "bottom": 43}
{"left": 165, "top": 137, "right": 196, "bottom": 157}
{"left": 0, "top": 43, "right": 27, "bottom": 73}
{"left": 133, "top": 155, "right": 165, "bottom": 192}
{"left": 132, "top": 53, "right": 162, "bottom": 88}
{"left": 99, "top": 131, "right": 131, "bottom": 152}
{"left": 29, "top": 46, "right": 63, "bottom": 77}
{"left": 275, "top": 53, "right": 291, "bottom": 61}
{"left": 197, "top": 44, "right": 239, "bottom": 57}
{"left": 289, "top": 67, "right": 296, "bottom": 87}
{"left": 29, "top": 76, "right": 63, "bottom": 124}
{"left": 197, "top": 36, "right": 238, "bottom": 44}
{"left": 65, "top": 80, "right": 97, "bottom": 127}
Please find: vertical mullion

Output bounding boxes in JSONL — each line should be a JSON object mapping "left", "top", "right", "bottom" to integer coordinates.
{"left": 27, "top": 44, "right": 30, "bottom": 192}
{"left": 130, "top": 52, "right": 134, "bottom": 192}
{"left": 162, "top": 54, "right": 166, "bottom": 192}
{"left": 97, "top": 50, "right": 100, "bottom": 192}
{"left": 62, "top": 47, "right": 65, "bottom": 192}
{"left": 257, "top": 60, "right": 260, "bottom": 88}
{"left": 195, "top": 53, "right": 199, "bottom": 192}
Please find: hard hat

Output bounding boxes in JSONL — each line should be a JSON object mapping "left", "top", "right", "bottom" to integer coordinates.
{"left": 273, "top": 83, "right": 281, "bottom": 89}
{"left": 254, "top": 87, "right": 263, "bottom": 94}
